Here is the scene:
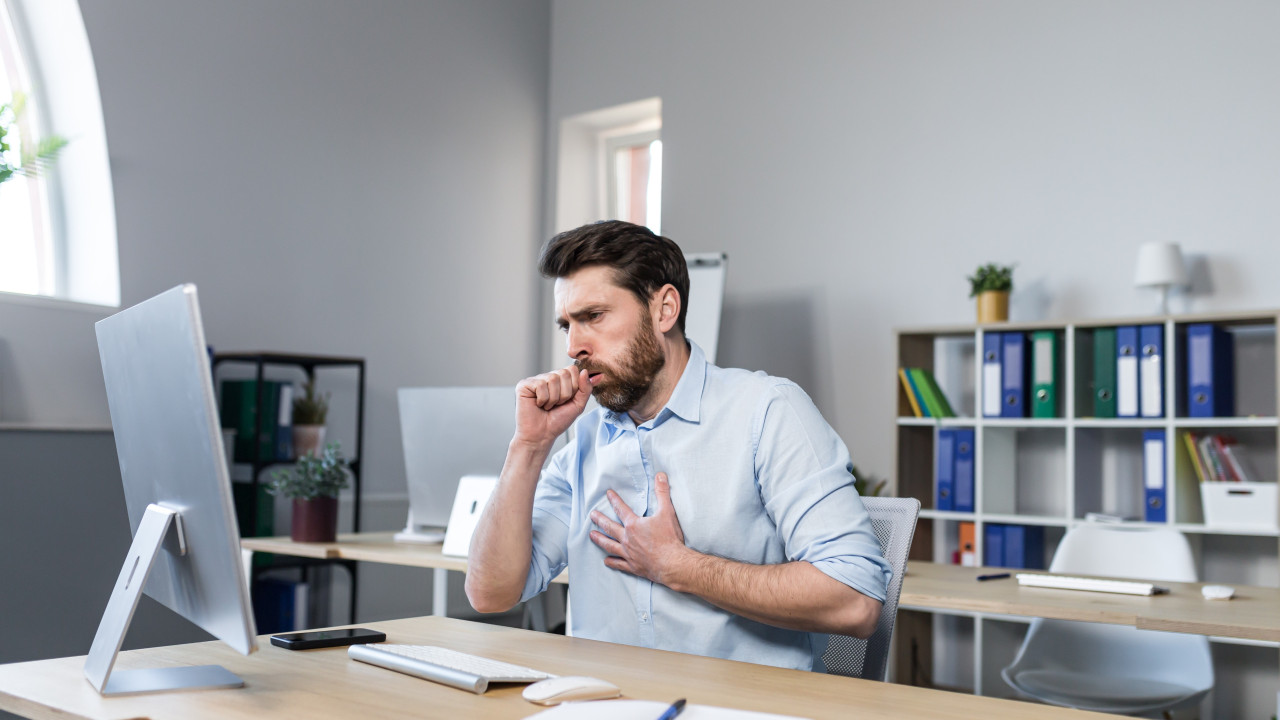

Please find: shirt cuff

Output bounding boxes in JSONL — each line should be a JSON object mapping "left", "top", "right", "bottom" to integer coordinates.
{"left": 520, "top": 506, "right": 569, "bottom": 602}
{"left": 810, "top": 555, "right": 892, "bottom": 604}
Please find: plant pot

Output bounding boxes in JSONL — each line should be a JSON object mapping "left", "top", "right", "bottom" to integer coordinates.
{"left": 976, "top": 290, "right": 1009, "bottom": 323}
{"left": 291, "top": 496, "right": 339, "bottom": 543}
{"left": 292, "top": 424, "right": 326, "bottom": 458}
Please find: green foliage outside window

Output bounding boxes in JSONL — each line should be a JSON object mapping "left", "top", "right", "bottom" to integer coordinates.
{"left": 0, "top": 92, "right": 67, "bottom": 186}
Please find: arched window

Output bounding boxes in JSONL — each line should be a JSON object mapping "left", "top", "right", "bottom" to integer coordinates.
{"left": 0, "top": 0, "right": 117, "bottom": 306}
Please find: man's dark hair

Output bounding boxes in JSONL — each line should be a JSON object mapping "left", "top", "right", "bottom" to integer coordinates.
{"left": 539, "top": 220, "right": 690, "bottom": 335}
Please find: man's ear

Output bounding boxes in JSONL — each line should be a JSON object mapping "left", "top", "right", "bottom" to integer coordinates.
{"left": 652, "top": 284, "right": 681, "bottom": 334}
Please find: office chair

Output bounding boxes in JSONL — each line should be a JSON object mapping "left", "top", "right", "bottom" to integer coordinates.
{"left": 822, "top": 496, "right": 920, "bottom": 682}
{"left": 1001, "top": 524, "right": 1213, "bottom": 716}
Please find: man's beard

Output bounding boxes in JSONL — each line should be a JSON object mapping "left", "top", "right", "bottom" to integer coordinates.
{"left": 577, "top": 310, "right": 666, "bottom": 414}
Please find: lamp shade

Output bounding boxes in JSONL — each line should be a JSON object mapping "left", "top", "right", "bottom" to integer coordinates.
{"left": 1133, "top": 242, "right": 1189, "bottom": 288}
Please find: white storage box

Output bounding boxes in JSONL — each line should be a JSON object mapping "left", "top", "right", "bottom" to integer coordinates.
{"left": 1200, "top": 482, "right": 1279, "bottom": 530}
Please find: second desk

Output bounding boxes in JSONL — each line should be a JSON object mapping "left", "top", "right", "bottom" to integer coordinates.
{"left": 242, "top": 532, "right": 566, "bottom": 618}
{"left": 241, "top": 533, "right": 1280, "bottom": 643}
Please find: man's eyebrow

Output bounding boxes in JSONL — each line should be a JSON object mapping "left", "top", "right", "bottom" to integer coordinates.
{"left": 557, "top": 304, "right": 609, "bottom": 328}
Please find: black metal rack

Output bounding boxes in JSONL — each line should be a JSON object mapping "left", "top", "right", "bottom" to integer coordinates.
{"left": 212, "top": 352, "right": 366, "bottom": 626}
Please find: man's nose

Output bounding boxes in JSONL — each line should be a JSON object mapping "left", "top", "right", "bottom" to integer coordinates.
{"left": 566, "top": 325, "right": 588, "bottom": 360}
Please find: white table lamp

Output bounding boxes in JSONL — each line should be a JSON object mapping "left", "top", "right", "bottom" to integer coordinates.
{"left": 1134, "top": 242, "right": 1188, "bottom": 315}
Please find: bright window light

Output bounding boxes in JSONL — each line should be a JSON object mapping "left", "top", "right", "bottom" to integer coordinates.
{"left": 646, "top": 139, "right": 662, "bottom": 236}
{"left": 0, "top": 0, "right": 55, "bottom": 296}
{"left": 0, "top": 0, "right": 118, "bottom": 306}
{"left": 606, "top": 129, "right": 662, "bottom": 236}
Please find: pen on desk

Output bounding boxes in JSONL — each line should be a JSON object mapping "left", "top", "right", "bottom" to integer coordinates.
{"left": 976, "top": 572, "right": 1011, "bottom": 581}
{"left": 656, "top": 698, "right": 687, "bottom": 720}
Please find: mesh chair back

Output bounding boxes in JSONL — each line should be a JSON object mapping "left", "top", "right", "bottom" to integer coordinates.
{"left": 822, "top": 496, "right": 920, "bottom": 681}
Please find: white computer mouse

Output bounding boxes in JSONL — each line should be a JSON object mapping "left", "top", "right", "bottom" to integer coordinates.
{"left": 522, "top": 676, "right": 621, "bottom": 705}
{"left": 1202, "top": 584, "right": 1235, "bottom": 600}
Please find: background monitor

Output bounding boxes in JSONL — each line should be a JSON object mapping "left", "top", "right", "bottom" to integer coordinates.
{"left": 87, "top": 283, "right": 257, "bottom": 694}
{"left": 397, "top": 386, "right": 517, "bottom": 536}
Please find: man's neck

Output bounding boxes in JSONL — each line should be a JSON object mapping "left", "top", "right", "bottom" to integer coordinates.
{"left": 627, "top": 336, "right": 691, "bottom": 425}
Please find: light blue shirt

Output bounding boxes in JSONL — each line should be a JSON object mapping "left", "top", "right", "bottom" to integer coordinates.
{"left": 520, "top": 341, "right": 891, "bottom": 671}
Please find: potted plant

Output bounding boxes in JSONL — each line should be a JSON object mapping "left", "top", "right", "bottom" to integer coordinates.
{"left": 968, "top": 263, "right": 1014, "bottom": 323}
{"left": 291, "top": 378, "right": 329, "bottom": 458}
{"left": 268, "top": 442, "right": 349, "bottom": 542}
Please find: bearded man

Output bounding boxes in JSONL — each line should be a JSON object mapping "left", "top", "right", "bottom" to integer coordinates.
{"left": 465, "top": 220, "right": 890, "bottom": 671}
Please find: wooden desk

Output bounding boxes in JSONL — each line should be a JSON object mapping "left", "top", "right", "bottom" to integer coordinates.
{"left": 241, "top": 533, "right": 567, "bottom": 617}
{"left": 899, "top": 562, "right": 1280, "bottom": 643}
{"left": 243, "top": 532, "right": 473, "bottom": 573}
{"left": 1137, "top": 593, "right": 1280, "bottom": 642}
{"left": 0, "top": 615, "right": 1115, "bottom": 720}
{"left": 244, "top": 535, "right": 1280, "bottom": 643}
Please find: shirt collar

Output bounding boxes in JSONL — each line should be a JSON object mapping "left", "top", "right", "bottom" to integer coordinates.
{"left": 662, "top": 339, "right": 705, "bottom": 424}
{"left": 601, "top": 340, "right": 707, "bottom": 434}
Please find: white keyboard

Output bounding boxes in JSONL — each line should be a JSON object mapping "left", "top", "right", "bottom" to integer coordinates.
{"left": 348, "top": 643, "right": 554, "bottom": 694}
{"left": 1015, "top": 573, "right": 1169, "bottom": 596}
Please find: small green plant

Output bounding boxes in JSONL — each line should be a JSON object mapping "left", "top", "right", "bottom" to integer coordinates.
{"left": 0, "top": 92, "right": 68, "bottom": 187}
{"left": 850, "top": 465, "right": 888, "bottom": 497}
{"left": 293, "top": 378, "right": 329, "bottom": 425}
{"left": 268, "top": 442, "right": 350, "bottom": 500}
{"left": 967, "top": 263, "right": 1014, "bottom": 298}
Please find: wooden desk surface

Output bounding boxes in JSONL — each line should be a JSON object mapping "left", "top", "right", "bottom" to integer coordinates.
{"left": 0, "top": 616, "right": 1114, "bottom": 720}
{"left": 1136, "top": 588, "right": 1280, "bottom": 642}
{"left": 241, "top": 532, "right": 569, "bottom": 583}
{"left": 243, "top": 532, "right": 471, "bottom": 572}
{"left": 243, "top": 535, "right": 1280, "bottom": 642}
{"left": 900, "top": 562, "right": 1280, "bottom": 642}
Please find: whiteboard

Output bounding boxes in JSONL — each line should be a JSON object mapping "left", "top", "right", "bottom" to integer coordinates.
{"left": 684, "top": 252, "right": 727, "bottom": 363}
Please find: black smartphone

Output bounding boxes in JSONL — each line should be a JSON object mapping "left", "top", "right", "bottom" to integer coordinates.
{"left": 270, "top": 627, "right": 387, "bottom": 650}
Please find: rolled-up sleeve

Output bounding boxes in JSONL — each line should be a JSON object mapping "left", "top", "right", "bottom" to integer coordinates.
{"left": 520, "top": 443, "right": 574, "bottom": 602}
{"left": 753, "top": 382, "right": 892, "bottom": 603}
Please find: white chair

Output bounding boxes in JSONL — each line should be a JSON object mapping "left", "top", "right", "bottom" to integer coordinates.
{"left": 1001, "top": 524, "right": 1213, "bottom": 716}
{"left": 823, "top": 496, "right": 920, "bottom": 681}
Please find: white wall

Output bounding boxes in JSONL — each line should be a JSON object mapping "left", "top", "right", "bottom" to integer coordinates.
{"left": 547, "top": 2, "right": 1280, "bottom": 713}
{"left": 1, "top": 0, "right": 550, "bottom": 496}
{"left": 548, "top": 0, "right": 1280, "bottom": 489}
{"left": 0, "top": 0, "right": 550, "bottom": 676}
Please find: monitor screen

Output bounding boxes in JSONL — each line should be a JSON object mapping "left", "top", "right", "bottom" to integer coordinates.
{"left": 398, "top": 386, "right": 516, "bottom": 531}
{"left": 93, "top": 284, "right": 257, "bottom": 683}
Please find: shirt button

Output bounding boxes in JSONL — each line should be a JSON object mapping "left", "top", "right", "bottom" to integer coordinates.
{"left": 640, "top": 612, "right": 649, "bottom": 622}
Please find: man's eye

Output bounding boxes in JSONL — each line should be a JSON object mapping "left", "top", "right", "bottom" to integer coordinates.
{"left": 589, "top": 312, "right": 602, "bottom": 321}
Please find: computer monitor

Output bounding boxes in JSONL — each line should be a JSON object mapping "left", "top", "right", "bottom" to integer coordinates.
{"left": 395, "top": 387, "right": 517, "bottom": 542}
{"left": 86, "top": 284, "right": 257, "bottom": 695}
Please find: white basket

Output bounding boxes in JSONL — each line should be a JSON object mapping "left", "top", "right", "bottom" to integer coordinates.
{"left": 1200, "top": 482, "right": 1279, "bottom": 530}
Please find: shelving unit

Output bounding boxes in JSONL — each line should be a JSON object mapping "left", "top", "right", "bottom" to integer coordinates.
{"left": 892, "top": 310, "right": 1279, "bottom": 715}
{"left": 212, "top": 352, "right": 366, "bottom": 627}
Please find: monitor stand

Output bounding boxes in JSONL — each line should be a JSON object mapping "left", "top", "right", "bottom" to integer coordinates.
{"left": 84, "top": 503, "right": 245, "bottom": 695}
{"left": 392, "top": 508, "right": 445, "bottom": 544}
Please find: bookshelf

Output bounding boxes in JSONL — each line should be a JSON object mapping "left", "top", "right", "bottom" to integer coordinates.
{"left": 212, "top": 352, "right": 366, "bottom": 629}
{"left": 892, "top": 310, "right": 1279, "bottom": 716}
